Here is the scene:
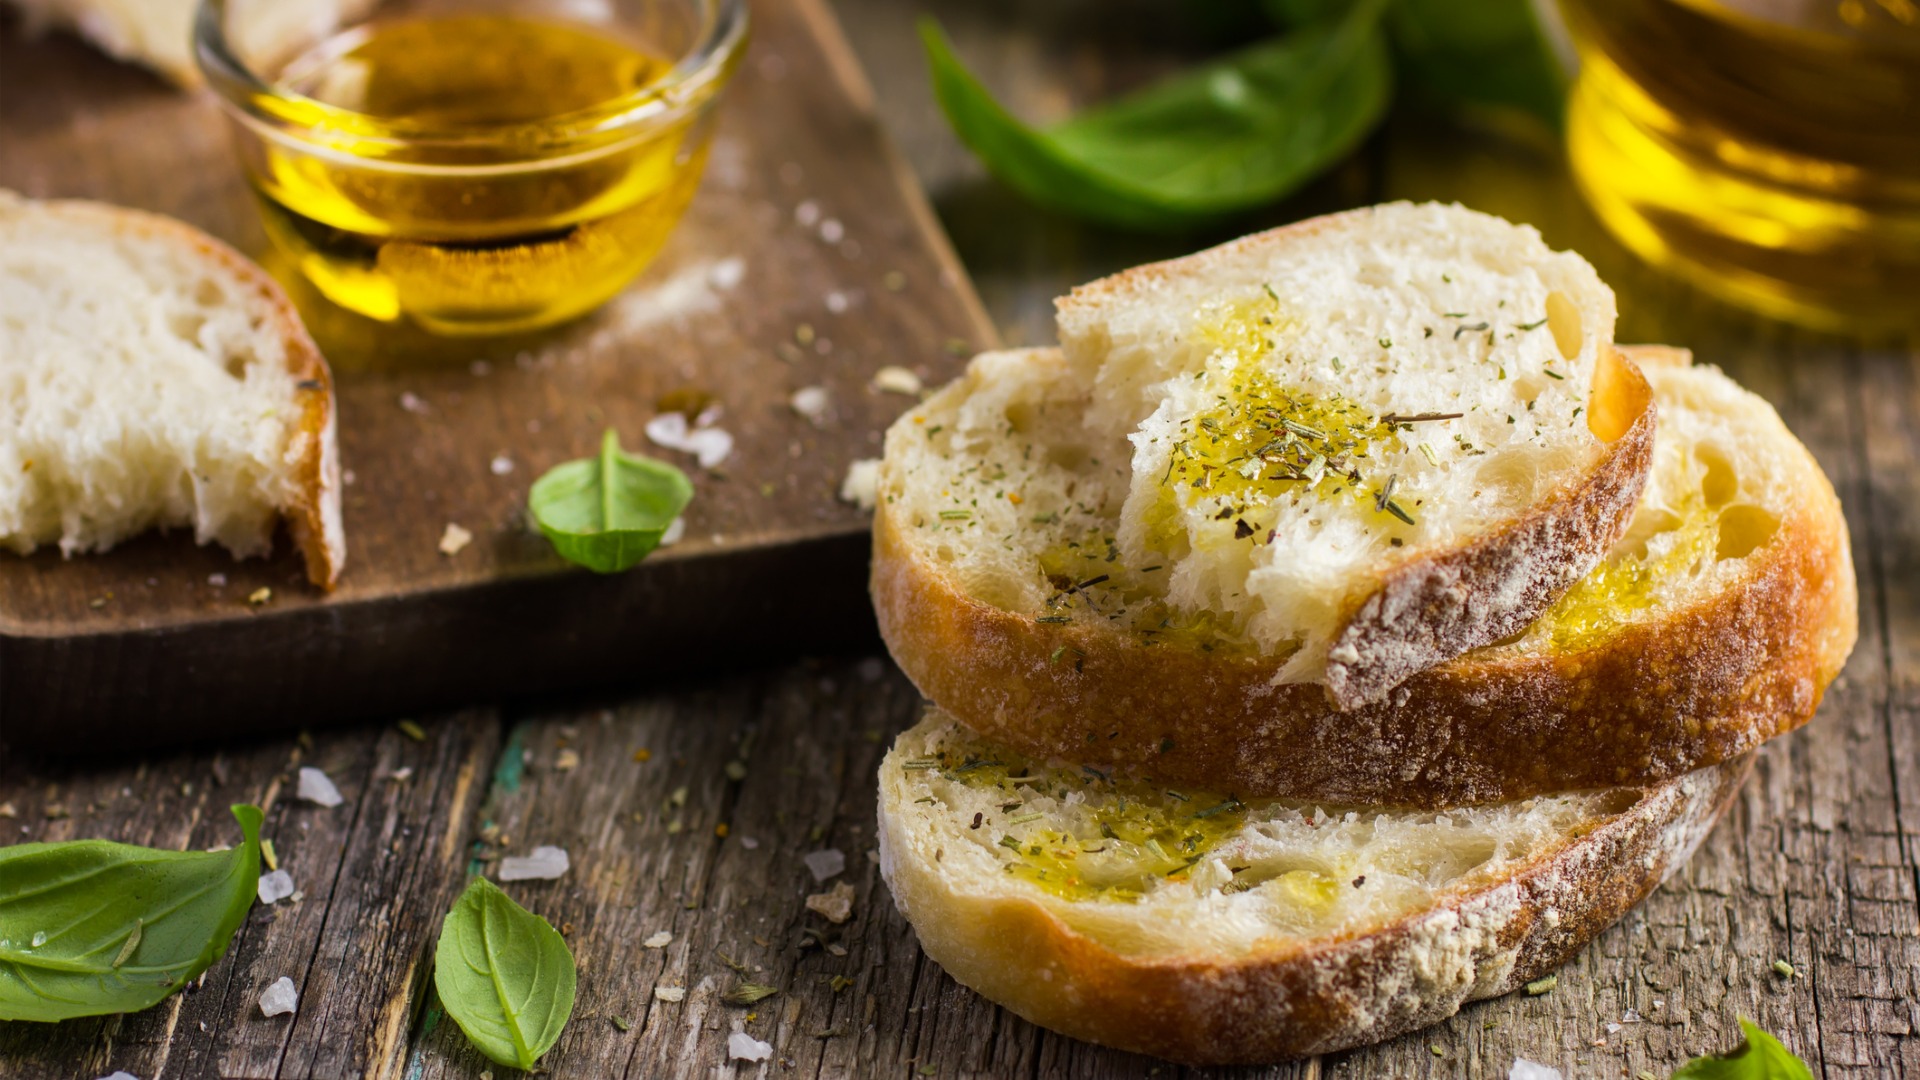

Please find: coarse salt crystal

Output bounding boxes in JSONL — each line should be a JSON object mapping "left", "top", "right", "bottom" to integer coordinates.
{"left": 489, "top": 455, "right": 514, "bottom": 476}
{"left": 399, "top": 392, "right": 429, "bottom": 414}
{"left": 819, "top": 219, "right": 843, "bottom": 243}
{"left": 794, "top": 200, "right": 820, "bottom": 227}
{"left": 803, "top": 848, "right": 845, "bottom": 883}
{"left": 654, "top": 985, "right": 686, "bottom": 1003}
{"left": 1509, "top": 1060, "right": 1561, "bottom": 1080}
{"left": 645, "top": 411, "right": 734, "bottom": 469}
{"left": 497, "top": 845, "right": 570, "bottom": 881}
{"left": 1622, "top": 1008, "right": 1643, "bottom": 1023}
{"left": 790, "top": 386, "right": 831, "bottom": 426}
{"left": 740, "top": 836, "right": 760, "bottom": 850}
{"left": 257, "top": 869, "right": 295, "bottom": 905}
{"left": 839, "top": 459, "right": 881, "bottom": 511}
{"left": 259, "top": 977, "right": 298, "bottom": 1017}
{"left": 643, "top": 931, "right": 672, "bottom": 949}
{"left": 728, "top": 1032, "right": 773, "bottom": 1062}
{"left": 208, "top": 573, "right": 227, "bottom": 587}
{"left": 97, "top": 1073, "right": 140, "bottom": 1080}
{"left": 871, "top": 366, "right": 922, "bottom": 396}
{"left": 390, "top": 767, "right": 413, "bottom": 782}
{"left": 439, "top": 523, "right": 473, "bottom": 557}
{"left": 660, "top": 518, "right": 686, "bottom": 547}
{"left": 825, "top": 291, "right": 849, "bottom": 315}
{"left": 297, "top": 767, "right": 343, "bottom": 807}
{"left": 1606, "top": 1022, "right": 1622, "bottom": 1035}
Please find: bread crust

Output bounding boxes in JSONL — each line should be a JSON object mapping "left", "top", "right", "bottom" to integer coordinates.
{"left": 878, "top": 746, "right": 1750, "bottom": 1065}
{"left": 872, "top": 349, "right": 1853, "bottom": 808}
{"left": 1056, "top": 207, "right": 1652, "bottom": 707}
{"left": 24, "top": 197, "right": 345, "bottom": 589}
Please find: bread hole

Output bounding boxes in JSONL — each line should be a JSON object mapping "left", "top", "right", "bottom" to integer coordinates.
{"left": 1715, "top": 504, "right": 1779, "bottom": 561}
{"left": 221, "top": 346, "right": 257, "bottom": 379}
{"left": 1695, "top": 444, "right": 1739, "bottom": 507}
{"left": 1545, "top": 290, "right": 1582, "bottom": 360}
{"left": 1047, "top": 443, "right": 1091, "bottom": 473}
{"left": 193, "top": 278, "right": 225, "bottom": 307}
{"left": 1005, "top": 401, "right": 1042, "bottom": 435}
{"left": 169, "top": 312, "right": 206, "bottom": 345}
{"left": 1513, "top": 375, "right": 1547, "bottom": 406}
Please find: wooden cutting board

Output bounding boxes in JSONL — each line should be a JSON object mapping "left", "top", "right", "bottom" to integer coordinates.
{"left": 0, "top": 0, "right": 994, "bottom": 746}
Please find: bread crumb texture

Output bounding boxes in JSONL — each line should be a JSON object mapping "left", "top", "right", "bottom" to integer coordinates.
{"left": 0, "top": 192, "right": 313, "bottom": 562}
{"left": 882, "top": 203, "right": 1622, "bottom": 683}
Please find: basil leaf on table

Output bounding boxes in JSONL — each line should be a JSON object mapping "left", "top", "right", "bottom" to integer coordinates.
{"left": 921, "top": 0, "right": 1391, "bottom": 230}
{"left": 529, "top": 429, "right": 693, "bottom": 574}
{"left": 1670, "top": 1018, "right": 1815, "bottom": 1080}
{"left": 0, "top": 804, "right": 264, "bottom": 1022}
{"left": 433, "top": 877, "right": 576, "bottom": 1071}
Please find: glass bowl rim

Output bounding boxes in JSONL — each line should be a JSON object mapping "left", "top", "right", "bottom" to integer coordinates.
{"left": 194, "top": 0, "right": 749, "bottom": 152}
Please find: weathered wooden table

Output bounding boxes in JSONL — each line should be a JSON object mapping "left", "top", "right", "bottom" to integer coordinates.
{"left": 3, "top": 3, "right": 1917, "bottom": 1077}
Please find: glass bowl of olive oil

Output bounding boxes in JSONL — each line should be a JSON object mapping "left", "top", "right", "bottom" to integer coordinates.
{"left": 196, "top": 0, "right": 747, "bottom": 336}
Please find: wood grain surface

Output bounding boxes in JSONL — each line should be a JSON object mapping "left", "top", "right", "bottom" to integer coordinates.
{"left": 0, "top": 0, "right": 993, "bottom": 741}
{"left": 2, "top": 1, "right": 1917, "bottom": 1077}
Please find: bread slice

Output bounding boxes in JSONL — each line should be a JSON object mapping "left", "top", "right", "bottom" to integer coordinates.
{"left": 1042, "top": 203, "right": 1655, "bottom": 707}
{"left": 873, "top": 345, "right": 1852, "bottom": 807}
{"left": 5, "top": 0, "right": 378, "bottom": 86}
{"left": 0, "top": 191, "right": 344, "bottom": 588}
{"left": 877, "top": 712, "right": 1749, "bottom": 1065}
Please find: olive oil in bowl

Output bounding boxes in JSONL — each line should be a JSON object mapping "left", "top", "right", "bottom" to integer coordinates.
{"left": 204, "top": 8, "right": 745, "bottom": 336}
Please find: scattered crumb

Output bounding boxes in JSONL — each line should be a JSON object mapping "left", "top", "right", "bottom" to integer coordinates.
{"left": 247, "top": 587, "right": 272, "bottom": 606}
{"left": 399, "top": 392, "right": 429, "bottom": 414}
{"left": 740, "top": 836, "right": 760, "bottom": 850}
{"left": 871, "top": 366, "right": 922, "bottom": 396}
{"left": 643, "top": 931, "right": 672, "bottom": 949}
{"left": 297, "top": 767, "right": 344, "bottom": 808}
{"left": 805, "top": 880, "right": 855, "bottom": 924}
{"left": 646, "top": 410, "right": 733, "bottom": 469}
{"left": 1509, "top": 1060, "right": 1561, "bottom": 1080}
{"left": 208, "top": 573, "right": 228, "bottom": 587}
{"left": 727, "top": 1032, "right": 773, "bottom": 1062}
{"left": 389, "top": 767, "right": 413, "bottom": 782}
{"left": 438, "top": 523, "right": 473, "bottom": 557}
{"left": 498, "top": 845, "right": 570, "bottom": 881}
{"left": 803, "top": 848, "right": 845, "bottom": 883}
{"left": 840, "top": 458, "right": 881, "bottom": 511}
{"left": 709, "top": 257, "right": 746, "bottom": 291}
{"left": 791, "top": 386, "right": 832, "bottom": 427}
{"left": 489, "top": 455, "right": 514, "bottom": 476}
{"left": 654, "top": 985, "right": 687, "bottom": 1003}
{"left": 257, "top": 869, "right": 295, "bottom": 905}
{"left": 554, "top": 749, "right": 580, "bottom": 771}
{"left": 0, "top": 803, "right": 14, "bottom": 819}
{"left": 258, "top": 977, "right": 298, "bottom": 1018}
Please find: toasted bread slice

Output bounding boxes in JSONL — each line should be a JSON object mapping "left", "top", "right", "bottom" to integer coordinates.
{"left": 0, "top": 191, "right": 344, "bottom": 588}
{"left": 5, "top": 0, "right": 379, "bottom": 86}
{"left": 1045, "top": 203, "right": 1654, "bottom": 707}
{"left": 877, "top": 713, "right": 1749, "bottom": 1065}
{"left": 874, "top": 346, "right": 1852, "bottom": 807}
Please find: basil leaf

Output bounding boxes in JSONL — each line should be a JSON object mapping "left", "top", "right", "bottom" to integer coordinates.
{"left": 1386, "top": 0, "right": 1566, "bottom": 131}
{"left": 1670, "top": 1019, "right": 1815, "bottom": 1079}
{"left": 529, "top": 429, "right": 693, "bottom": 574}
{"left": 0, "top": 804, "right": 264, "bottom": 1022}
{"left": 433, "top": 877, "right": 576, "bottom": 1071}
{"left": 922, "top": 1, "right": 1391, "bottom": 230}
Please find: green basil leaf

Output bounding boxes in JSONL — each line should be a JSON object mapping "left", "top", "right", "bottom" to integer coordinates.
{"left": 0, "top": 804, "right": 263, "bottom": 1022}
{"left": 922, "top": 1, "right": 1391, "bottom": 230}
{"left": 529, "top": 428, "right": 693, "bottom": 574}
{"left": 1384, "top": 0, "right": 1567, "bottom": 130}
{"left": 433, "top": 876, "right": 576, "bottom": 1071}
{"left": 1671, "top": 1018, "right": 1816, "bottom": 1079}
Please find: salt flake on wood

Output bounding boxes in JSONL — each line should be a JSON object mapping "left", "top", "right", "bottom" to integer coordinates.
{"left": 728, "top": 1032, "right": 773, "bottom": 1062}
{"left": 497, "top": 845, "right": 570, "bottom": 881}
{"left": 259, "top": 976, "right": 298, "bottom": 1017}
{"left": 297, "top": 767, "right": 343, "bottom": 807}
{"left": 257, "top": 869, "right": 295, "bottom": 905}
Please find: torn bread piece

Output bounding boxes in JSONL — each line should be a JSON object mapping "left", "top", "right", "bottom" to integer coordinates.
{"left": 878, "top": 712, "right": 1748, "bottom": 1065}
{"left": 0, "top": 191, "right": 344, "bottom": 588}
{"left": 873, "top": 346, "right": 1851, "bottom": 806}
{"left": 4, "top": 0, "right": 378, "bottom": 86}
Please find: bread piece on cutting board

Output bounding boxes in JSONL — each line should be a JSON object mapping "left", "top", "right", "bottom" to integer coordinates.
{"left": 877, "top": 712, "right": 1749, "bottom": 1065}
{"left": 0, "top": 190, "right": 344, "bottom": 588}
{"left": 3, "top": 0, "right": 379, "bottom": 86}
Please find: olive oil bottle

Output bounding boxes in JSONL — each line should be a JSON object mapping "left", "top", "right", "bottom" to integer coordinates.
{"left": 247, "top": 15, "right": 717, "bottom": 335}
{"left": 1561, "top": 0, "right": 1920, "bottom": 335}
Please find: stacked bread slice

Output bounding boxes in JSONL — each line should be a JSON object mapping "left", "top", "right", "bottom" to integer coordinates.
{"left": 870, "top": 204, "right": 1855, "bottom": 1062}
